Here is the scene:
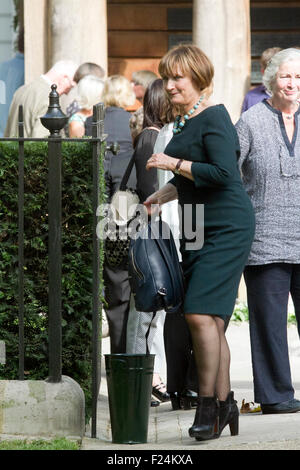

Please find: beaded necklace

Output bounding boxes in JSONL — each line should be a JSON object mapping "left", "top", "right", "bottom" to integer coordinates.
{"left": 172, "top": 95, "right": 204, "bottom": 134}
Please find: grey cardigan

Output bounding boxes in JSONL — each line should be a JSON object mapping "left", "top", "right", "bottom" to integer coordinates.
{"left": 235, "top": 100, "right": 300, "bottom": 265}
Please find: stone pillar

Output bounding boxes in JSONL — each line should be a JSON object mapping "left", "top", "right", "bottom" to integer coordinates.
{"left": 24, "top": 0, "right": 48, "bottom": 83}
{"left": 49, "top": 0, "right": 107, "bottom": 74}
{"left": 24, "top": 0, "right": 108, "bottom": 84}
{"left": 193, "top": 0, "right": 250, "bottom": 123}
{"left": 193, "top": 0, "right": 250, "bottom": 303}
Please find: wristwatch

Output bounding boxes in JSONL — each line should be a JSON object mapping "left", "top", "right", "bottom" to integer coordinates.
{"left": 174, "top": 159, "right": 183, "bottom": 175}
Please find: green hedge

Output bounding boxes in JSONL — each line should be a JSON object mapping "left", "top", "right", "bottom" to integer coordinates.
{"left": 0, "top": 140, "right": 105, "bottom": 421}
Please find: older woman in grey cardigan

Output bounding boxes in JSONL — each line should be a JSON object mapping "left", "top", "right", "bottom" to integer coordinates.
{"left": 236, "top": 48, "right": 300, "bottom": 414}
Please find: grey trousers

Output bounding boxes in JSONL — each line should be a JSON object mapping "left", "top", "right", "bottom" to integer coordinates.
{"left": 126, "top": 295, "right": 166, "bottom": 374}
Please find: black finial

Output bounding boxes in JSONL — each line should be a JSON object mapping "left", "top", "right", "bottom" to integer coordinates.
{"left": 40, "top": 84, "right": 68, "bottom": 137}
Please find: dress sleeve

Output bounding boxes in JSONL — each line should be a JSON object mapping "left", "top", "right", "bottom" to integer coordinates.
{"left": 135, "top": 129, "right": 159, "bottom": 202}
{"left": 191, "top": 108, "right": 240, "bottom": 188}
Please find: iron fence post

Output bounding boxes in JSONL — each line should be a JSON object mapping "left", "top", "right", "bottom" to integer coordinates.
{"left": 91, "top": 102, "right": 105, "bottom": 438}
{"left": 18, "top": 105, "right": 24, "bottom": 380}
{"left": 41, "top": 84, "right": 68, "bottom": 383}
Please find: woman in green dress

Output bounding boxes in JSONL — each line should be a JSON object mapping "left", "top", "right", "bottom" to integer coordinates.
{"left": 145, "top": 44, "right": 255, "bottom": 441}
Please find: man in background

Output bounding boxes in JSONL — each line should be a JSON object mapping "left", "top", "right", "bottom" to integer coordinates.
{"left": 130, "top": 70, "right": 157, "bottom": 140}
{"left": 131, "top": 69, "right": 157, "bottom": 105}
{"left": 4, "top": 59, "right": 78, "bottom": 138}
{"left": 241, "top": 47, "right": 282, "bottom": 113}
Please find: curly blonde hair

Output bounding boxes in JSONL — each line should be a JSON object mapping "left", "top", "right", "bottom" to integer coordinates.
{"left": 102, "top": 75, "right": 136, "bottom": 108}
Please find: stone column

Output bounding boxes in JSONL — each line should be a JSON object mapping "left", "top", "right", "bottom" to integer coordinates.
{"left": 193, "top": 0, "right": 250, "bottom": 123}
{"left": 193, "top": 0, "right": 250, "bottom": 303}
{"left": 24, "top": 0, "right": 108, "bottom": 83}
{"left": 49, "top": 0, "right": 107, "bottom": 74}
{"left": 24, "top": 0, "right": 48, "bottom": 83}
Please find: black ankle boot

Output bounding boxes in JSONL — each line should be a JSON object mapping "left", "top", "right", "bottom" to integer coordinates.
{"left": 218, "top": 391, "right": 239, "bottom": 437}
{"left": 188, "top": 396, "right": 220, "bottom": 441}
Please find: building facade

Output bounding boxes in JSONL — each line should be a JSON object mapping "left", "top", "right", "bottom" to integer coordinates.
{"left": 5, "top": 0, "right": 295, "bottom": 121}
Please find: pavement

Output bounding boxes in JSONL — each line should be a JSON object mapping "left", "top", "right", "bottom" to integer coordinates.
{"left": 81, "top": 322, "right": 300, "bottom": 451}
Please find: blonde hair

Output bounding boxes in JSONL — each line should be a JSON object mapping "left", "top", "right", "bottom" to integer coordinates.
{"left": 76, "top": 75, "right": 104, "bottom": 110}
{"left": 102, "top": 75, "right": 136, "bottom": 108}
{"left": 158, "top": 44, "right": 214, "bottom": 96}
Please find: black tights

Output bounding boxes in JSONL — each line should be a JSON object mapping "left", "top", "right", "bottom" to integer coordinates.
{"left": 185, "top": 314, "right": 231, "bottom": 401}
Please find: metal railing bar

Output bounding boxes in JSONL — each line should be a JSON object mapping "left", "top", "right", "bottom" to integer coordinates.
{"left": 91, "top": 103, "right": 104, "bottom": 439}
{"left": 18, "top": 106, "right": 24, "bottom": 380}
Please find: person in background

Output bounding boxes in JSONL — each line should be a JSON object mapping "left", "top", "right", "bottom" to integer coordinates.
{"left": 68, "top": 75, "right": 104, "bottom": 137}
{"left": 145, "top": 44, "right": 255, "bottom": 441}
{"left": 0, "top": 27, "right": 24, "bottom": 137}
{"left": 241, "top": 47, "right": 282, "bottom": 113}
{"left": 85, "top": 75, "right": 136, "bottom": 354}
{"left": 66, "top": 62, "right": 105, "bottom": 118}
{"left": 131, "top": 70, "right": 157, "bottom": 105}
{"left": 151, "top": 99, "right": 199, "bottom": 411}
{"left": 129, "top": 70, "right": 158, "bottom": 141}
{"left": 126, "top": 78, "right": 170, "bottom": 406}
{"left": 236, "top": 48, "right": 300, "bottom": 415}
{"left": 4, "top": 60, "right": 78, "bottom": 138}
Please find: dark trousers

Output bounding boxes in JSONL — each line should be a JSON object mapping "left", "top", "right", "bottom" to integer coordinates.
{"left": 103, "top": 263, "right": 130, "bottom": 353}
{"left": 244, "top": 263, "right": 300, "bottom": 404}
{"left": 164, "top": 312, "right": 198, "bottom": 393}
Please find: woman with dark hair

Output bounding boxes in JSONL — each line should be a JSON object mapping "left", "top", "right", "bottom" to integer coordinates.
{"left": 133, "top": 78, "right": 165, "bottom": 201}
{"left": 126, "top": 78, "right": 171, "bottom": 405}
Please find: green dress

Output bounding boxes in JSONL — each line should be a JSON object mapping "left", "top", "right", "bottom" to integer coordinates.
{"left": 166, "top": 105, "right": 255, "bottom": 317}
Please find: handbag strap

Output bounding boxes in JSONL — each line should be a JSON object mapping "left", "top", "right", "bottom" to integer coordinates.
{"left": 120, "top": 127, "right": 159, "bottom": 191}
{"left": 145, "top": 311, "right": 157, "bottom": 355}
{"left": 119, "top": 149, "right": 136, "bottom": 191}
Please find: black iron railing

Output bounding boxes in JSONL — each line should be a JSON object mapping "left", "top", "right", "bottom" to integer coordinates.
{"left": 0, "top": 84, "right": 112, "bottom": 438}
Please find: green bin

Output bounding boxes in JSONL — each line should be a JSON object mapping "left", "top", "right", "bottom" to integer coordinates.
{"left": 105, "top": 353, "right": 155, "bottom": 444}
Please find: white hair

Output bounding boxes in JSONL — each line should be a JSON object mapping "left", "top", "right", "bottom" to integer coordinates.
{"left": 49, "top": 60, "right": 79, "bottom": 81}
{"left": 263, "top": 48, "right": 300, "bottom": 95}
{"left": 76, "top": 75, "right": 104, "bottom": 110}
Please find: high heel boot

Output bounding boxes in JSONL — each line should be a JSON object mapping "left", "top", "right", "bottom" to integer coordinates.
{"left": 217, "top": 391, "right": 239, "bottom": 437}
{"left": 188, "top": 396, "right": 220, "bottom": 441}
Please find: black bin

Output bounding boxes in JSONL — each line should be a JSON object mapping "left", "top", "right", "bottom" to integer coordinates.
{"left": 105, "top": 353, "right": 155, "bottom": 444}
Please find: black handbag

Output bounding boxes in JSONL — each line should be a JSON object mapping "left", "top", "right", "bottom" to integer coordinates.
{"left": 128, "top": 218, "right": 185, "bottom": 314}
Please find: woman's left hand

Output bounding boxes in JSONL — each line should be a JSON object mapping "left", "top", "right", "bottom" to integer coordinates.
{"left": 146, "top": 153, "right": 177, "bottom": 171}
